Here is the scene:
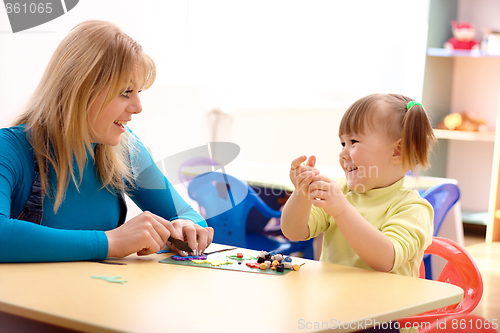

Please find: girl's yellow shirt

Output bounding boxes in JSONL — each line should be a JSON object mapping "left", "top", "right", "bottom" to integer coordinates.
{"left": 307, "top": 177, "right": 433, "bottom": 278}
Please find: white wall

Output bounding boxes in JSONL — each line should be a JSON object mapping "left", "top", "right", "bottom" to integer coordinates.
{"left": 0, "top": 1, "right": 430, "bottom": 213}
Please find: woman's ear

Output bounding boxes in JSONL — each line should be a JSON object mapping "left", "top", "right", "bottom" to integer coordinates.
{"left": 391, "top": 139, "right": 403, "bottom": 164}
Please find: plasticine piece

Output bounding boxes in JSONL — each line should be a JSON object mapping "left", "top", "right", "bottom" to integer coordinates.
{"left": 226, "top": 254, "right": 257, "bottom": 261}
{"left": 257, "top": 251, "right": 268, "bottom": 259}
{"left": 91, "top": 275, "right": 128, "bottom": 284}
{"left": 260, "top": 262, "right": 268, "bottom": 270}
{"left": 191, "top": 259, "right": 233, "bottom": 266}
{"left": 170, "top": 254, "right": 207, "bottom": 261}
{"left": 246, "top": 262, "right": 261, "bottom": 269}
{"left": 292, "top": 264, "right": 301, "bottom": 271}
{"left": 157, "top": 249, "right": 172, "bottom": 254}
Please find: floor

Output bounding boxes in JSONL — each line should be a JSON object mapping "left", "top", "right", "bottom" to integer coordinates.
{"left": 462, "top": 223, "right": 500, "bottom": 331}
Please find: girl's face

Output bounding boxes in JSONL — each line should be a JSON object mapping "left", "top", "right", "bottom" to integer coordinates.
{"left": 339, "top": 121, "right": 403, "bottom": 193}
{"left": 89, "top": 84, "right": 143, "bottom": 146}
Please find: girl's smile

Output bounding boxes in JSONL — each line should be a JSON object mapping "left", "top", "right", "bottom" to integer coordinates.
{"left": 339, "top": 124, "right": 404, "bottom": 193}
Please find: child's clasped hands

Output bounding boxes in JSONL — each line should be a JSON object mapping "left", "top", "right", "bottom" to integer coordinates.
{"left": 290, "top": 155, "right": 346, "bottom": 217}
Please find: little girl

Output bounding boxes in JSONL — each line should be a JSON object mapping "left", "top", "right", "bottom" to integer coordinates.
{"left": 281, "top": 93, "right": 435, "bottom": 278}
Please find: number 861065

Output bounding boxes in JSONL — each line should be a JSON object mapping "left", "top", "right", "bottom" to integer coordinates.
{"left": 5, "top": 2, "right": 52, "bottom": 14}
{"left": 452, "top": 318, "right": 498, "bottom": 330}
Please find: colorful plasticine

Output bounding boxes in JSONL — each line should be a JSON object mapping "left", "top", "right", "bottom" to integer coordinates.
{"left": 160, "top": 249, "right": 301, "bottom": 274}
{"left": 245, "top": 250, "right": 300, "bottom": 272}
{"left": 226, "top": 254, "right": 257, "bottom": 261}
{"left": 170, "top": 254, "right": 208, "bottom": 261}
{"left": 191, "top": 259, "right": 233, "bottom": 266}
{"left": 246, "top": 262, "right": 261, "bottom": 269}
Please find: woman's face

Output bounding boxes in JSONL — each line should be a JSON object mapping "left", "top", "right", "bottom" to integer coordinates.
{"left": 89, "top": 84, "right": 143, "bottom": 146}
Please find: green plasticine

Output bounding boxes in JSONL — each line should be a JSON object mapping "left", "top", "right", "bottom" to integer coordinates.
{"left": 226, "top": 254, "right": 257, "bottom": 261}
{"left": 91, "top": 275, "right": 128, "bottom": 284}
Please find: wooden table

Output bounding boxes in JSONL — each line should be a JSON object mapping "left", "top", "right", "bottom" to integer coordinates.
{"left": 0, "top": 248, "right": 463, "bottom": 333}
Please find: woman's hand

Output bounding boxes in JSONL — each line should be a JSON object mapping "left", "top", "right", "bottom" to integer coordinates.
{"left": 104, "top": 211, "right": 213, "bottom": 258}
{"left": 168, "top": 218, "right": 214, "bottom": 256}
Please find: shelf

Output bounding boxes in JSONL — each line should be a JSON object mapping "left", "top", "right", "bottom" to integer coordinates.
{"left": 462, "top": 210, "right": 489, "bottom": 226}
{"left": 427, "top": 48, "right": 500, "bottom": 58}
{"left": 433, "top": 129, "right": 495, "bottom": 142}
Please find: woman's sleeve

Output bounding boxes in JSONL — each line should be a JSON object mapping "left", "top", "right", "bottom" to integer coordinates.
{"left": 0, "top": 129, "right": 108, "bottom": 262}
{"left": 126, "top": 132, "right": 207, "bottom": 227}
{"left": 0, "top": 220, "right": 108, "bottom": 262}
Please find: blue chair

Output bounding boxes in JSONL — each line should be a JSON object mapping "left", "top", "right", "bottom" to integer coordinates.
{"left": 187, "top": 171, "right": 314, "bottom": 259}
{"left": 421, "top": 183, "right": 460, "bottom": 280}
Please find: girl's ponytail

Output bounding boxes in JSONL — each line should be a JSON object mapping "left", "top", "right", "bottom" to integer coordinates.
{"left": 401, "top": 101, "right": 435, "bottom": 173}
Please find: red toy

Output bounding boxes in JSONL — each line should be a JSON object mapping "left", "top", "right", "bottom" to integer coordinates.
{"left": 444, "top": 21, "right": 479, "bottom": 50}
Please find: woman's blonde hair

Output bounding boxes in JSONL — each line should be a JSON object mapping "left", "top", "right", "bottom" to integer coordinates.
{"left": 13, "top": 20, "right": 156, "bottom": 212}
{"left": 339, "top": 93, "right": 435, "bottom": 174}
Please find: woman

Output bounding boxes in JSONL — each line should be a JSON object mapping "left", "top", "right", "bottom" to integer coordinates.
{"left": 0, "top": 20, "right": 213, "bottom": 262}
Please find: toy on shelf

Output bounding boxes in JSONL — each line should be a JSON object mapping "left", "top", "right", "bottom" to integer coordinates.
{"left": 444, "top": 21, "right": 479, "bottom": 50}
{"left": 436, "top": 112, "right": 488, "bottom": 132}
{"left": 481, "top": 27, "right": 500, "bottom": 55}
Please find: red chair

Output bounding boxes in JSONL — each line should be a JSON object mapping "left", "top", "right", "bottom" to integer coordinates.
{"left": 398, "top": 237, "right": 484, "bottom": 329}
{"left": 419, "top": 313, "right": 498, "bottom": 332}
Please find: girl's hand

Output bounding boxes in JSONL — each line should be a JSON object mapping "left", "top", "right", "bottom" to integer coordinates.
{"left": 289, "top": 155, "right": 319, "bottom": 198}
{"left": 309, "top": 175, "right": 347, "bottom": 217}
{"left": 104, "top": 211, "right": 213, "bottom": 258}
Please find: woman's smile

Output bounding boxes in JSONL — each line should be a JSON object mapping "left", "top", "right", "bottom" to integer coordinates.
{"left": 89, "top": 88, "right": 142, "bottom": 146}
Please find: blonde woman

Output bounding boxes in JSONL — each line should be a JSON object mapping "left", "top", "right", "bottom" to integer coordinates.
{"left": 0, "top": 20, "right": 213, "bottom": 262}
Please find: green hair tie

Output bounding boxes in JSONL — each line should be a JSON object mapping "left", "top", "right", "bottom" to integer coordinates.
{"left": 407, "top": 101, "right": 423, "bottom": 111}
